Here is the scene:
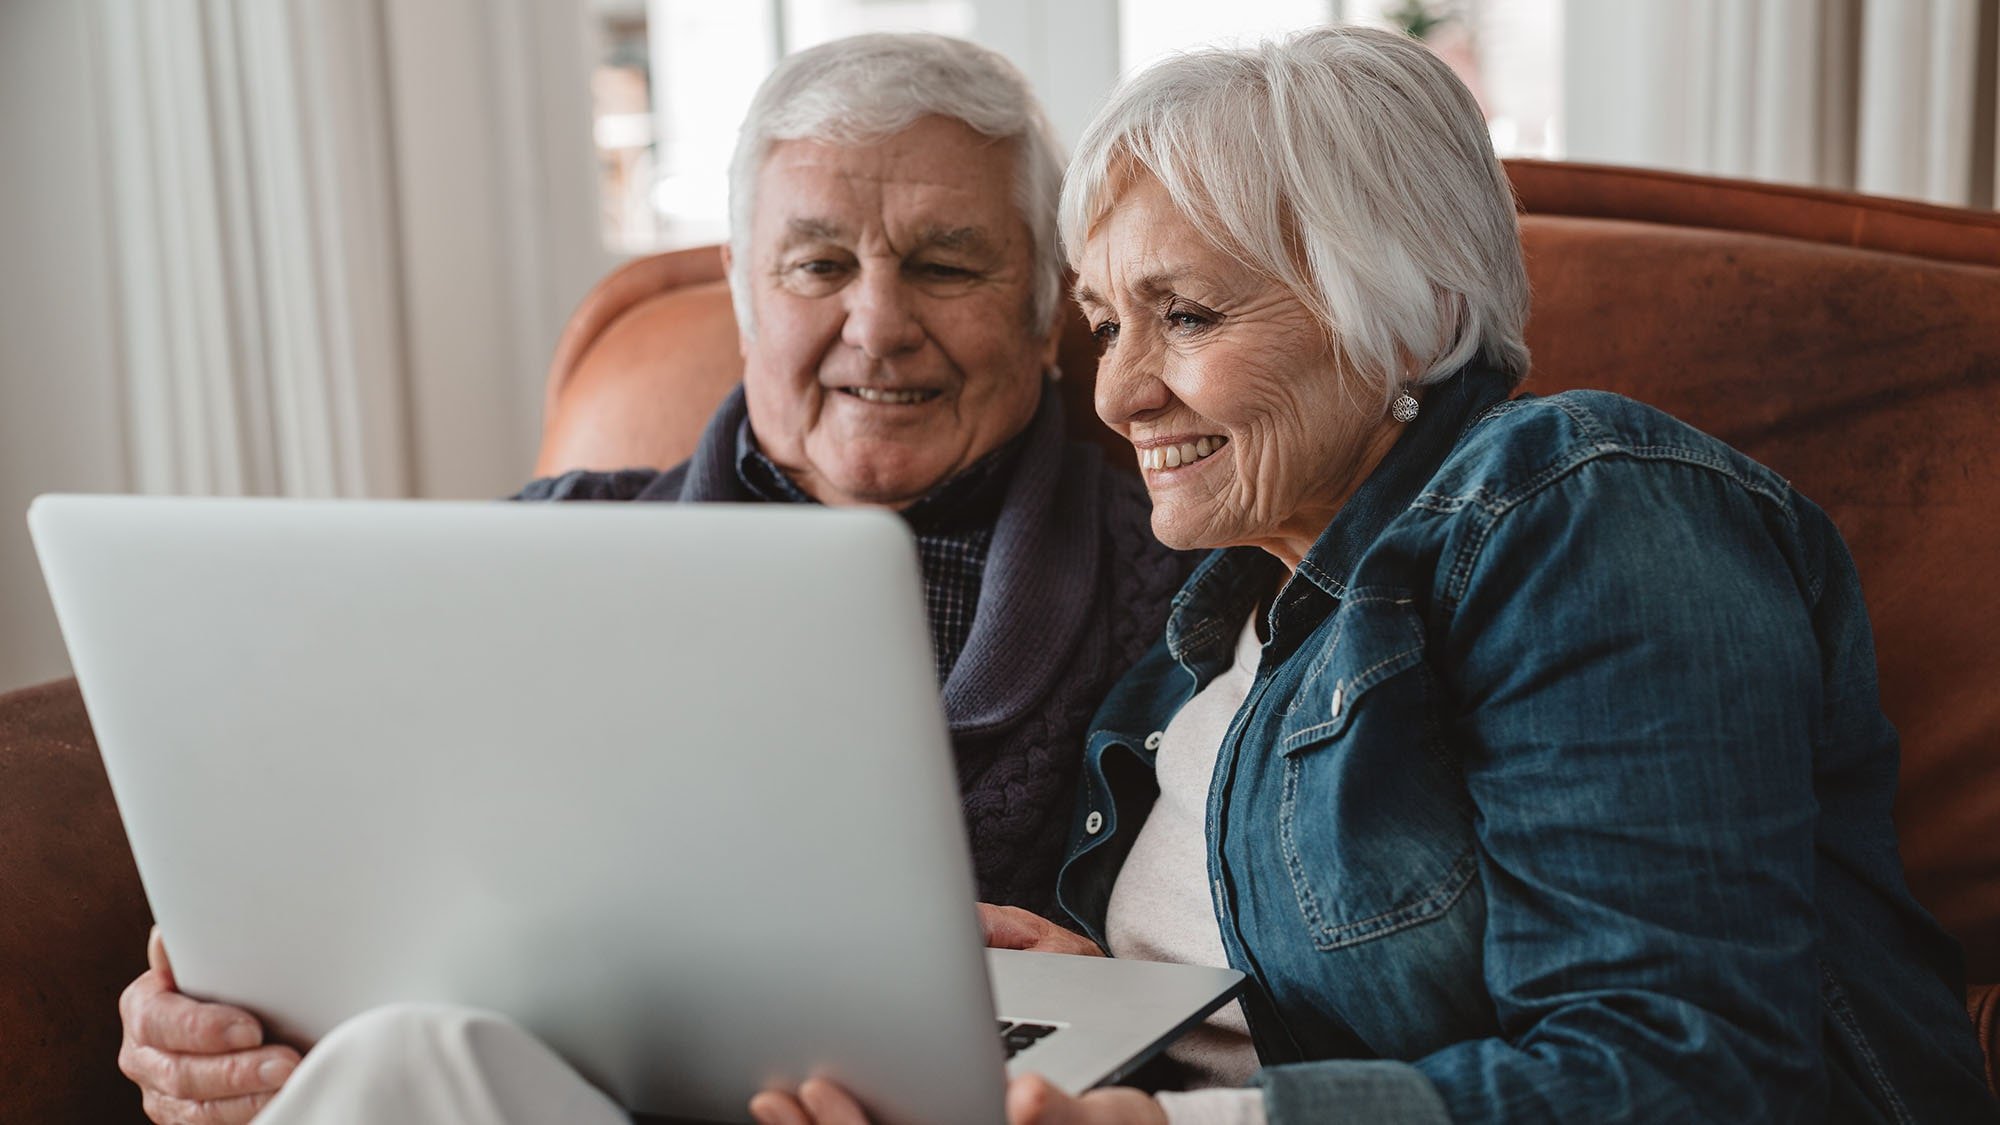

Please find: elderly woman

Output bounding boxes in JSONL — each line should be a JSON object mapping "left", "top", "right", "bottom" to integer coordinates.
{"left": 761, "top": 26, "right": 1999, "bottom": 1125}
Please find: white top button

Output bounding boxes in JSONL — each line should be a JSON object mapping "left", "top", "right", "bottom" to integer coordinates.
{"left": 1084, "top": 810, "right": 1105, "bottom": 835}
{"left": 1143, "top": 730, "right": 1165, "bottom": 750}
{"left": 1330, "top": 683, "right": 1345, "bottom": 717}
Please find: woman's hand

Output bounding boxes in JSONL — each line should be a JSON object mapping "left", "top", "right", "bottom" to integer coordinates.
{"left": 1006, "top": 1075, "right": 1169, "bottom": 1124}
{"left": 977, "top": 904, "right": 1105, "bottom": 957}
{"left": 118, "top": 927, "right": 299, "bottom": 1124}
{"left": 748, "top": 1074, "right": 1166, "bottom": 1125}
{"left": 749, "top": 1078, "right": 871, "bottom": 1125}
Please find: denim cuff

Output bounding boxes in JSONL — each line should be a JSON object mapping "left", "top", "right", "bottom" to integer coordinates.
{"left": 1251, "top": 1059, "right": 1453, "bottom": 1124}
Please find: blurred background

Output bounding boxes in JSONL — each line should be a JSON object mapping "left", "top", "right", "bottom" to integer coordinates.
{"left": 2, "top": 0, "right": 1995, "bottom": 692}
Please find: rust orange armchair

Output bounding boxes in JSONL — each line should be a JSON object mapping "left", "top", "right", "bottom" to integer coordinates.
{"left": 3, "top": 161, "right": 1995, "bottom": 1121}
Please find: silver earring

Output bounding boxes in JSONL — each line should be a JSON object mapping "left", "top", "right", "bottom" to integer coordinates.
{"left": 1045, "top": 363, "right": 1064, "bottom": 383}
{"left": 1391, "top": 391, "right": 1420, "bottom": 423}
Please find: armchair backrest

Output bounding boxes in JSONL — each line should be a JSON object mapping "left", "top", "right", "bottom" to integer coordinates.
{"left": 1501, "top": 162, "right": 2000, "bottom": 988}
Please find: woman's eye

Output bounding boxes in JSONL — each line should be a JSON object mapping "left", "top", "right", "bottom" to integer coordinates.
{"left": 914, "top": 262, "right": 973, "bottom": 280}
{"left": 1166, "top": 309, "right": 1212, "bottom": 332}
{"left": 1090, "top": 321, "right": 1119, "bottom": 350}
{"left": 796, "top": 259, "right": 846, "bottom": 277}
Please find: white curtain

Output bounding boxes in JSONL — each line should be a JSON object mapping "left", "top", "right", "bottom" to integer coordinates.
{"left": 0, "top": 0, "right": 606, "bottom": 690}
{"left": 1564, "top": 0, "right": 2000, "bottom": 209}
{"left": 92, "top": 0, "right": 411, "bottom": 499}
{"left": 84, "top": 0, "right": 609, "bottom": 503}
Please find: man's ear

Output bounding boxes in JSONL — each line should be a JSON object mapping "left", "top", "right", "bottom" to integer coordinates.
{"left": 719, "top": 243, "right": 752, "bottom": 358}
{"left": 1039, "top": 309, "right": 1065, "bottom": 370}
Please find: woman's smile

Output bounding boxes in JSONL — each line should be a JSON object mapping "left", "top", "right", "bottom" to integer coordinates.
{"left": 1134, "top": 434, "right": 1228, "bottom": 473}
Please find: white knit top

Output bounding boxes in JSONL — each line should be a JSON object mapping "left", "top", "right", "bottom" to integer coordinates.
{"left": 1105, "top": 613, "right": 1267, "bottom": 1125}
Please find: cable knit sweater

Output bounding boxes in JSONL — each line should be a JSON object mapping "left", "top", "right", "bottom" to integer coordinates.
{"left": 517, "top": 382, "right": 1191, "bottom": 910}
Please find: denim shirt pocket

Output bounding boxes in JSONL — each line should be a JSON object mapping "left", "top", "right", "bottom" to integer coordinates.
{"left": 1274, "top": 592, "right": 1478, "bottom": 953}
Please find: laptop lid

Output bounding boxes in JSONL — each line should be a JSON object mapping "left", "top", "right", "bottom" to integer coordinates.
{"left": 30, "top": 495, "right": 1240, "bottom": 1124}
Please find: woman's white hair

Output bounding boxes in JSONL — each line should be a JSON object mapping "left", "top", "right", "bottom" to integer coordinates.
{"left": 1061, "top": 25, "right": 1530, "bottom": 402}
{"left": 728, "top": 33, "right": 1066, "bottom": 335}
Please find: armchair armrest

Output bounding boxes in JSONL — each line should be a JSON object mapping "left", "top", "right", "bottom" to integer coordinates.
{"left": 0, "top": 678, "right": 151, "bottom": 1124}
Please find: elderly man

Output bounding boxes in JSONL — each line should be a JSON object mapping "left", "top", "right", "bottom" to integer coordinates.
{"left": 113, "top": 33, "right": 1185, "bottom": 1125}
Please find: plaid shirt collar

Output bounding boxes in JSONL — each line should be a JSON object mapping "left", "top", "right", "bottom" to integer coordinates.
{"left": 732, "top": 417, "right": 1024, "bottom": 684}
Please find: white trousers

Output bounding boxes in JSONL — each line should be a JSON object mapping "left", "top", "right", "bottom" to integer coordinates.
{"left": 257, "top": 1004, "right": 630, "bottom": 1125}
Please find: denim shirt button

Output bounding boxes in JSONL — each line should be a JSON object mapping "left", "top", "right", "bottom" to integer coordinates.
{"left": 1143, "top": 730, "right": 1165, "bottom": 750}
{"left": 1085, "top": 810, "right": 1105, "bottom": 835}
{"left": 1330, "top": 682, "right": 1346, "bottom": 717}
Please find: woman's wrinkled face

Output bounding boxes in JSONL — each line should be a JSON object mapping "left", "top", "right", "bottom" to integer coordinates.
{"left": 1075, "top": 172, "right": 1404, "bottom": 568}
{"left": 732, "top": 116, "right": 1055, "bottom": 509}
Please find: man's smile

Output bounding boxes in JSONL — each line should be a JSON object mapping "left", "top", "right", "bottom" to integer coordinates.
{"left": 835, "top": 385, "right": 945, "bottom": 406}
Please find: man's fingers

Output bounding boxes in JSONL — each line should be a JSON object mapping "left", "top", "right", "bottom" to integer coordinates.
{"left": 203, "top": 1091, "right": 277, "bottom": 1125}
{"left": 128, "top": 1042, "right": 297, "bottom": 1102}
{"left": 132, "top": 986, "right": 265, "bottom": 1053}
{"left": 977, "top": 904, "right": 1105, "bottom": 957}
{"left": 977, "top": 904, "right": 1040, "bottom": 950}
{"left": 121, "top": 1038, "right": 295, "bottom": 1101}
{"left": 145, "top": 1089, "right": 276, "bottom": 1125}
{"left": 121, "top": 967, "right": 171, "bottom": 1032}
{"left": 148, "top": 925, "right": 175, "bottom": 985}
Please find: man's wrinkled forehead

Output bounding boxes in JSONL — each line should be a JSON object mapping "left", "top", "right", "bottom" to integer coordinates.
{"left": 752, "top": 127, "right": 1025, "bottom": 251}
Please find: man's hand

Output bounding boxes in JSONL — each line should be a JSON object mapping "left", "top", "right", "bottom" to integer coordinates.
{"left": 978, "top": 904, "right": 1105, "bottom": 957}
{"left": 118, "top": 927, "right": 299, "bottom": 1124}
{"left": 748, "top": 1074, "right": 1166, "bottom": 1125}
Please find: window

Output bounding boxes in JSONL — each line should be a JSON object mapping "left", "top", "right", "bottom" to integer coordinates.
{"left": 1119, "top": 0, "right": 1561, "bottom": 160}
{"left": 589, "top": 0, "right": 1563, "bottom": 255}
{"left": 1120, "top": 0, "right": 1336, "bottom": 76}
{"left": 590, "top": 0, "right": 974, "bottom": 254}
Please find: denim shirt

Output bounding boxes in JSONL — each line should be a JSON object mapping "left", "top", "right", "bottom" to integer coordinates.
{"left": 1056, "top": 366, "right": 1998, "bottom": 1123}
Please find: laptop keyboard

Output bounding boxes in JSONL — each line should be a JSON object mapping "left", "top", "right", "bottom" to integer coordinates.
{"left": 997, "top": 1019, "right": 1061, "bottom": 1059}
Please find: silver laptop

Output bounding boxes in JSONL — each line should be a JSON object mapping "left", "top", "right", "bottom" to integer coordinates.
{"left": 29, "top": 495, "right": 1243, "bottom": 1125}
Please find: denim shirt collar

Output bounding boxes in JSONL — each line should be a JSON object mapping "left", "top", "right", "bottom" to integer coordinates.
{"left": 1165, "top": 364, "right": 1513, "bottom": 673}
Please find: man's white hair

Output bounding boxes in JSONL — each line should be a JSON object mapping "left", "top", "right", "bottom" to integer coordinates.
{"left": 728, "top": 33, "right": 1065, "bottom": 336}
{"left": 1060, "top": 26, "right": 1530, "bottom": 404}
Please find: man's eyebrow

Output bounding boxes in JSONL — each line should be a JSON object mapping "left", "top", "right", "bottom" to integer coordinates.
{"left": 779, "top": 218, "right": 847, "bottom": 247}
{"left": 913, "top": 225, "right": 996, "bottom": 254}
